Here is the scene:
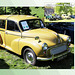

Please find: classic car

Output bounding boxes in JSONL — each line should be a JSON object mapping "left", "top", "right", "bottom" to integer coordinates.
{"left": 45, "top": 14, "right": 62, "bottom": 21}
{"left": 46, "top": 22, "right": 74, "bottom": 43}
{"left": 70, "top": 15, "right": 75, "bottom": 19}
{"left": 55, "top": 14, "right": 62, "bottom": 20}
{"left": 46, "top": 14, "right": 53, "bottom": 20}
{"left": 61, "top": 14, "right": 71, "bottom": 19}
{"left": 0, "top": 15, "right": 71, "bottom": 65}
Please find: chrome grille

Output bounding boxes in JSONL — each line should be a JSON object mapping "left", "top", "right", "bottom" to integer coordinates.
{"left": 50, "top": 45, "right": 67, "bottom": 55}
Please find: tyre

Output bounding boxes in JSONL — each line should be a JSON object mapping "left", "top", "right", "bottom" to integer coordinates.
{"left": 23, "top": 48, "right": 37, "bottom": 65}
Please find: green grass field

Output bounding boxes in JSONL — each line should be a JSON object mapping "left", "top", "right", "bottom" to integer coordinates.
{"left": 0, "top": 44, "right": 74, "bottom": 69}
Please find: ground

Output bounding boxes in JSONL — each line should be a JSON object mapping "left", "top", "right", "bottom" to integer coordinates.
{"left": 0, "top": 44, "right": 74, "bottom": 69}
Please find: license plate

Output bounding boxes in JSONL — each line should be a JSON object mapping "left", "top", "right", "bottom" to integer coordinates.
{"left": 57, "top": 55, "right": 67, "bottom": 61}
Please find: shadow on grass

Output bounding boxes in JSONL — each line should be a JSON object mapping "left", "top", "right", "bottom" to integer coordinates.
{"left": 0, "top": 46, "right": 74, "bottom": 69}
{"left": 0, "top": 46, "right": 21, "bottom": 57}
{"left": 37, "top": 53, "right": 74, "bottom": 69}
{"left": 0, "top": 59, "right": 9, "bottom": 69}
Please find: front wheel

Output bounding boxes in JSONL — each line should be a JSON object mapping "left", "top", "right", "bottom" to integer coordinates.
{"left": 23, "top": 48, "right": 37, "bottom": 65}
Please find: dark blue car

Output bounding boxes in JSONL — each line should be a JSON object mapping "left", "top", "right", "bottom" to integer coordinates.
{"left": 46, "top": 22, "right": 74, "bottom": 43}
{"left": 70, "top": 15, "right": 75, "bottom": 19}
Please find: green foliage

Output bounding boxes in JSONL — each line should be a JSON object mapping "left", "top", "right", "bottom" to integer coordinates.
{"left": 21, "top": 7, "right": 31, "bottom": 15}
{"left": 0, "top": 7, "right": 44, "bottom": 19}
{"left": 55, "top": 3, "right": 73, "bottom": 16}
{"left": 7, "top": 7, "right": 31, "bottom": 15}
{"left": 0, "top": 7, "right": 31, "bottom": 15}
{"left": 8, "top": 7, "right": 21, "bottom": 14}
{"left": 72, "top": 7, "right": 75, "bottom": 15}
{"left": 0, "top": 7, "right": 5, "bottom": 15}
{"left": 30, "top": 7, "right": 44, "bottom": 19}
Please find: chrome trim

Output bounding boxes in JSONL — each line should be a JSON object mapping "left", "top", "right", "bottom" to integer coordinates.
{"left": 5, "top": 31, "right": 21, "bottom": 36}
{"left": 67, "top": 37, "right": 71, "bottom": 42}
{"left": 50, "top": 45, "right": 67, "bottom": 55}
{"left": 42, "top": 43, "right": 48, "bottom": 51}
{"left": 26, "top": 51, "right": 34, "bottom": 64}
{"left": 37, "top": 49, "right": 70, "bottom": 61}
{"left": 46, "top": 43, "right": 67, "bottom": 55}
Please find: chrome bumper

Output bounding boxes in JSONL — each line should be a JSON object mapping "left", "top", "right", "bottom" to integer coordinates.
{"left": 37, "top": 50, "right": 70, "bottom": 61}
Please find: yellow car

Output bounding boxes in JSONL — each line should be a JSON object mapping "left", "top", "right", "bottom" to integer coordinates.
{"left": 0, "top": 15, "right": 71, "bottom": 65}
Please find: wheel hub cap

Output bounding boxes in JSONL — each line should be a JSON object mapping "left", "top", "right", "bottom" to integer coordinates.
{"left": 26, "top": 52, "right": 34, "bottom": 64}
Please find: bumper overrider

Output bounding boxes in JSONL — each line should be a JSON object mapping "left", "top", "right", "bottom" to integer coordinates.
{"left": 37, "top": 43, "right": 70, "bottom": 61}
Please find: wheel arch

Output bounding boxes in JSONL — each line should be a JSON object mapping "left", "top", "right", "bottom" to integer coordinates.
{"left": 21, "top": 46, "right": 32, "bottom": 58}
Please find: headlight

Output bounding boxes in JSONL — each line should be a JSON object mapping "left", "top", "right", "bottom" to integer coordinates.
{"left": 42, "top": 43, "right": 48, "bottom": 51}
{"left": 67, "top": 37, "right": 71, "bottom": 42}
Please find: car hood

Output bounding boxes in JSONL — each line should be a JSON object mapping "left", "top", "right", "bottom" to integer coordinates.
{"left": 22, "top": 28, "right": 59, "bottom": 45}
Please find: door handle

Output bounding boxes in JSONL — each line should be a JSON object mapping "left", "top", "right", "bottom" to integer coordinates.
{"left": 5, "top": 32, "right": 8, "bottom": 34}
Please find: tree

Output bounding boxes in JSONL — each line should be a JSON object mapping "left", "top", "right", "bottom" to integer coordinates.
{"left": 7, "top": 7, "right": 20, "bottom": 14}
{"left": 30, "top": 7, "right": 44, "bottom": 19}
{"left": 55, "top": 3, "right": 73, "bottom": 16}
{"left": 21, "top": 7, "right": 31, "bottom": 15}
{"left": 55, "top": 3, "right": 64, "bottom": 16}
{"left": 63, "top": 3, "right": 72, "bottom": 15}
{"left": 7, "top": 7, "right": 31, "bottom": 15}
{"left": 72, "top": 6, "right": 75, "bottom": 15}
{"left": 0, "top": 7, "right": 5, "bottom": 15}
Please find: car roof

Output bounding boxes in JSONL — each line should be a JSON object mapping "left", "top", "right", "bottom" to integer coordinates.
{"left": 0, "top": 15, "right": 38, "bottom": 22}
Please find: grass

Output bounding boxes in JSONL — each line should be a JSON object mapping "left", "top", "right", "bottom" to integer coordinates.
{"left": 0, "top": 44, "right": 74, "bottom": 69}
{"left": 44, "top": 18, "right": 75, "bottom": 22}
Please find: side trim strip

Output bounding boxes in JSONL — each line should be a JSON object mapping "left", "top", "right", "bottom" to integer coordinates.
{"left": 0, "top": 30, "right": 5, "bottom": 32}
{"left": 6, "top": 33, "right": 21, "bottom": 36}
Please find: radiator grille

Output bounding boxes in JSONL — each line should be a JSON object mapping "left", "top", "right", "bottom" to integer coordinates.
{"left": 50, "top": 45, "right": 67, "bottom": 55}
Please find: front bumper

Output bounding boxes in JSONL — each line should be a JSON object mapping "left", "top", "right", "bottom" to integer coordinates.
{"left": 37, "top": 49, "right": 70, "bottom": 61}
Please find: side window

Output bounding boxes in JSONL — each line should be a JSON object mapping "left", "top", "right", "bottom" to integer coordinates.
{"left": 7, "top": 20, "right": 20, "bottom": 32}
{"left": 0, "top": 20, "right": 5, "bottom": 29}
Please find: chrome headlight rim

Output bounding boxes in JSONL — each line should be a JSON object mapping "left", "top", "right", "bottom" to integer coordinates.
{"left": 42, "top": 43, "right": 48, "bottom": 51}
{"left": 67, "top": 37, "right": 71, "bottom": 43}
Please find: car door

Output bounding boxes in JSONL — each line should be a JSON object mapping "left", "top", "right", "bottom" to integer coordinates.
{"left": 5, "top": 20, "right": 21, "bottom": 53}
{"left": 0, "top": 20, "right": 6, "bottom": 46}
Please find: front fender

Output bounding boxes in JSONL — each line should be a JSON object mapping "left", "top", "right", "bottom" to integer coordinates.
{"left": 11, "top": 38, "right": 20, "bottom": 54}
{"left": 18, "top": 38, "right": 43, "bottom": 56}
{"left": 58, "top": 34, "right": 69, "bottom": 42}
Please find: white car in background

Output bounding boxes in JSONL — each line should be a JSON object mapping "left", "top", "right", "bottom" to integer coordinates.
{"left": 62, "top": 14, "right": 71, "bottom": 19}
